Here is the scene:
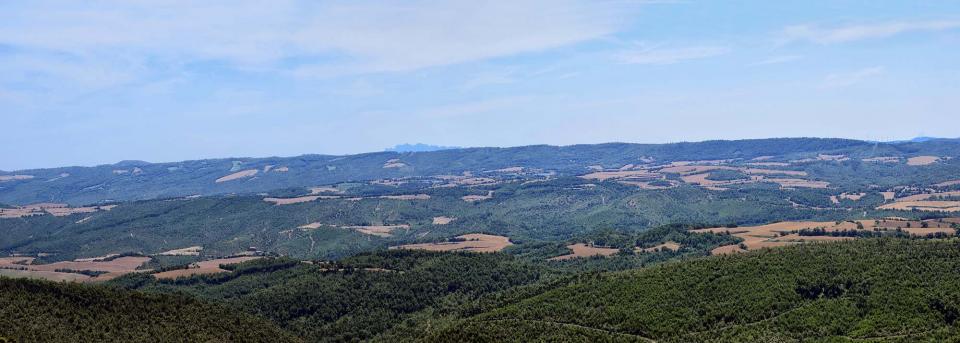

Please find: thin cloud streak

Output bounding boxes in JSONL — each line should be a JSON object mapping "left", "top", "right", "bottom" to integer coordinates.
{"left": 821, "top": 66, "right": 885, "bottom": 89}
{"left": 782, "top": 20, "right": 960, "bottom": 44}
{"left": 752, "top": 55, "right": 802, "bottom": 66}
{"left": 617, "top": 44, "right": 730, "bottom": 65}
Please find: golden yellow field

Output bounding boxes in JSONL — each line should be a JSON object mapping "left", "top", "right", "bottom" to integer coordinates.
{"left": 907, "top": 156, "right": 941, "bottom": 166}
{"left": 548, "top": 243, "right": 619, "bottom": 261}
{"left": 215, "top": 169, "right": 258, "bottom": 183}
{"left": 432, "top": 216, "right": 456, "bottom": 225}
{"left": 0, "top": 255, "right": 152, "bottom": 282}
{"left": 153, "top": 256, "right": 261, "bottom": 279}
{"left": 0, "top": 269, "right": 94, "bottom": 282}
{"left": 391, "top": 234, "right": 513, "bottom": 253}
{"left": 694, "top": 218, "right": 957, "bottom": 255}
{"left": 876, "top": 191, "right": 960, "bottom": 212}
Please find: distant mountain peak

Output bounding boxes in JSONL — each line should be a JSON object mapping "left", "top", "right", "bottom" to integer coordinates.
{"left": 385, "top": 143, "right": 460, "bottom": 153}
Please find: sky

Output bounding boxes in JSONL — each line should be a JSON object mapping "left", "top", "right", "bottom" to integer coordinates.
{"left": 1, "top": 1, "right": 959, "bottom": 170}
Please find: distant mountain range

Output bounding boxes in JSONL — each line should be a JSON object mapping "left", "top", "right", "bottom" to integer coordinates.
{"left": 2, "top": 137, "right": 959, "bottom": 205}
{"left": 385, "top": 143, "right": 461, "bottom": 152}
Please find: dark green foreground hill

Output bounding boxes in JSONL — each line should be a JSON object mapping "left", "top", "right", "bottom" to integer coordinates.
{"left": 115, "top": 250, "right": 547, "bottom": 342}
{"left": 412, "top": 239, "right": 960, "bottom": 342}
{"left": 8, "top": 239, "right": 960, "bottom": 342}
{"left": 0, "top": 277, "right": 297, "bottom": 342}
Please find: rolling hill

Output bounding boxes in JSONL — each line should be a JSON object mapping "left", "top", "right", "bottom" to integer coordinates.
{"left": 0, "top": 138, "right": 892, "bottom": 205}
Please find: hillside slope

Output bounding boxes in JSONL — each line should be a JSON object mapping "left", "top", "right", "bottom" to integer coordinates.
{"left": 413, "top": 239, "right": 960, "bottom": 342}
{"left": 113, "top": 251, "right": 547, "bottom": 342}
{"left": 0, "top": 179, "right": 852, "bottom": 262}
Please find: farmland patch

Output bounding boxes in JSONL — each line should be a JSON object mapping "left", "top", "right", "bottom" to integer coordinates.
{"left": 215, "top": 169, "right": 258, "bottom": 183}
{"left": 152, "top": 256, "right": 261, "bottom": 279}
{"left": 548, "top": 243, "right": 619, "bottom": 261}
{"left": 907, "top": 156, "right": 941, "bottom": 166}
{"left": 390, "top": 234, "right": 512, "bottom": 253}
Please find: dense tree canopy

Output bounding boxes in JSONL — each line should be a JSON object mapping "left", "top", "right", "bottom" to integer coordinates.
{"left": 0, "top": 277, "right": 296, "bottom": 342}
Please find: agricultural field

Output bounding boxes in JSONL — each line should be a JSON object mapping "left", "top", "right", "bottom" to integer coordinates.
{"left": 877, "top": 190, "right": 960, "bottom": 212}
{"left": 548, "top": 243, "right": 620, "bottom": 261}
{"left": 391, "top": 234, "right": 513, "bottom": 253}
{"left": 0, "top": 255, "right": 150, "bottom": 282}
{"left": 693, "top": 218, "right": 958, "bottom": 255}
{"left": 152, "top": 256, "right": 262, "bottom": 280}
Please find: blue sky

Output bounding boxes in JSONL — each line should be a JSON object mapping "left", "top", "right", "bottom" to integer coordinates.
{"left": 1, "top": 1, "right": 959, "bottom": 170}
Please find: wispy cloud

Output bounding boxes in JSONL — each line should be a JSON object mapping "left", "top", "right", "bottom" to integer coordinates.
{"left": 0, "top": 0, "right": 645, "bottom": 75}
{"left": 821, "top": 67, "right": 885, "bottom": 89}
{"left": 782, "top": 20, "right": 960, "bottom": 44}
{"left": 617, "top": 44, "right": 730, "bottom": 65}
{"left": 752, "top": 55, "right": 802, "bottom": 66}
{"left": 461, "top": 70, "right": 518, "bottom": 90}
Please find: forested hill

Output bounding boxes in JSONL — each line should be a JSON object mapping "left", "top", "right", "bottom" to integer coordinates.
{"left": 1, "top": 137, "right": 956, "bottom": 205}
{"left": 407, "top": 239, "right": 960, "bottom": 342}
{"left": 0, "top": 277, "right": 297, "bottom": 342}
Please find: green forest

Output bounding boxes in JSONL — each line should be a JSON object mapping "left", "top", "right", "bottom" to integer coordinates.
{"left": 408, "top": 239, "right": 960, "bottom": 342}
{"left": 8, "top": 238, "right": 960, "bottom": 342}
{"left": 0, "top": 277, "right": 296, "bottom": 342}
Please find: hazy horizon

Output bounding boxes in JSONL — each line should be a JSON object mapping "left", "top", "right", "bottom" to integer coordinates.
{"left": 3, "top": 1, "right": 959, "bottom": 170}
